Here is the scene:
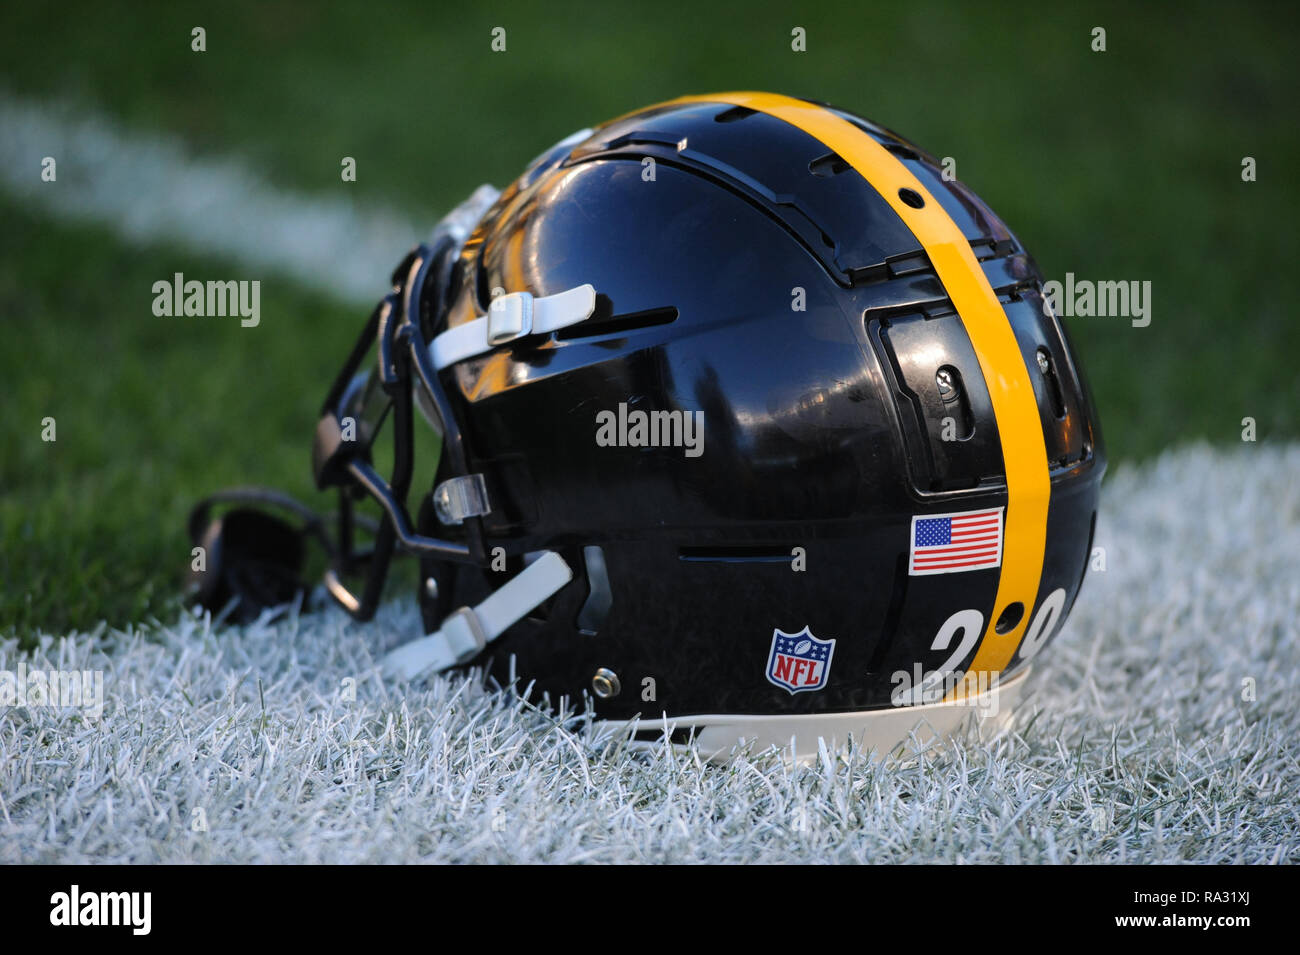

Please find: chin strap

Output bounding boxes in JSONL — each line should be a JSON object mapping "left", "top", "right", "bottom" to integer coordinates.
{"left": 382, "top": 551, "right": 574, "bottom": 680}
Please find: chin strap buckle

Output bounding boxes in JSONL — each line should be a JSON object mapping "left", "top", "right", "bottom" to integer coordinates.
{"left": 439, "top": 607, "right": 488, "bottom": 663}
{"left": 429, "top": 284, "right": 597, "bottom": 370}
{"left": 486, "top": 291, "right": 533, "bottom": 345}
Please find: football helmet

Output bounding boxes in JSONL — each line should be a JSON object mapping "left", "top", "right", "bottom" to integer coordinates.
{"left": 190, "top": 92, "right": 1104, "bottom": 761}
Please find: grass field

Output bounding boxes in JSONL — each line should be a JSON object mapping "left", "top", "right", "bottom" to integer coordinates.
{"left": 2, "top": 0, "right": 1298, "bottom": 640}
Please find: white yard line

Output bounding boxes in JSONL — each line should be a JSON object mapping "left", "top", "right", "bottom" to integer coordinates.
{"left": 0, "top": 91, "right": 425, "bottom": 305}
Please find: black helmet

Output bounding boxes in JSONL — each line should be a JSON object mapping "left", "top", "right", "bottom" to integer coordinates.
{"left": 191, "top": 92, "right": 1104, "bottom": 760}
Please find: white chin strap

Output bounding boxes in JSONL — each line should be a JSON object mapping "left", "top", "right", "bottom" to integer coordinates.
{"left": 429, "top": 284, "right": 597, "bottom": 370}
{"left": 390, "top": 186, "right": 594, "bottom": 680}
{"left": 426, "top": 180, "right": 598, "bottom": 373}
{"left": 397, "top": 284, "right": 594, "bottom": 678}
{"left": 382, "top": 551, "right": 573, "bottom": 680}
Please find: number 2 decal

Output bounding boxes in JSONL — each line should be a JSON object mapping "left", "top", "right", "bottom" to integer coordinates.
{"left": 914, "top": 608, "right": 984, "bottom": 701}
{"left": 897, "top": 588, "right": 1070, "bottom": 705}
{"left": 926, "top": 586, "right": 1068, "bottom": 681}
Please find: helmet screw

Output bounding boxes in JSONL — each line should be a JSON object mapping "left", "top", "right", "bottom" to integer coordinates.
{"left": 423, "top": 577, "right": 439, "bottom": 601}
{"left": 935, "top": 368, "right": 955, "bottom": 396}
{"left": 591, "top": 668, "right": 621, "bottom": 699}
{"left": 433, "top": 485, "right": 453, "bottom": 522}
{"left": 1036, "top": 350, "right": 1051, "bottom": 375}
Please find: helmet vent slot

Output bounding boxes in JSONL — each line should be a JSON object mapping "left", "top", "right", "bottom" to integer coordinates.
{"left": 1036, "top": 347, "right": 1067, "bottom": 420}
{"left": 556, "top": 305, "right": 678, "bottom": 341}
{"left": 577, "top": 545, "right": 613, "bottom": 635}
{"left": 866, "top": 553, "right": 910, "bottom": 673}
{"left": 809, "top": 152, "right": 851, "bottom": 178}
{"left": 474, "top": 255, "right": 493, "bottom": 312}
{"left": 935, "top": 365, "right": 975, "bottom": 443}
{"left": 713, "top": 105, "right": 757, "bottom": 123}
{"left": 678, "top": 546, "right": 791, "bottom": 564}
{"left": 883, "top": 143, "right": 920, "bottom": 162}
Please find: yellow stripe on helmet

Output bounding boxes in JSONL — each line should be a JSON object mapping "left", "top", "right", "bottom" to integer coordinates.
{"left": 664, "top": 92, "right": 1051, "bottom": 679}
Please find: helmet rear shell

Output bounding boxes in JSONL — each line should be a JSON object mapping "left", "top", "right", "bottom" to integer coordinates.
{"left": 424, "top": 98, "right": 1104, "bottom": 719}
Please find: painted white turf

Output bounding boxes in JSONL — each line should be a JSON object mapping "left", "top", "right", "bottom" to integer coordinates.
{"left": 2, "top": 443, "right": 1296, "bottom": 863}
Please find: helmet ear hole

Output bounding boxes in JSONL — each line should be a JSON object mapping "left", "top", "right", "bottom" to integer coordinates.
{"left": 188, "top": 509, "right": 307, "bottom": 622}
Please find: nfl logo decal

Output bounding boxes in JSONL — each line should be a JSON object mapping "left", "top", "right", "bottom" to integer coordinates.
{"left": 766, "top": 626, "right": 836, "bottom": 695}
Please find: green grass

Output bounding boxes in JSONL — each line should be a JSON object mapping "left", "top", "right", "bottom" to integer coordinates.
{"left": 2, "top": 0, "right": 1298, "bottom": 638}
{"left": 0, "top": 195, "right": 352, "bottom": 636}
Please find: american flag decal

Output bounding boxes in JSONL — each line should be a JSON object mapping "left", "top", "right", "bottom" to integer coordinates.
{"left": 908, "top": 507, "right": 1004, "bottom": 576}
